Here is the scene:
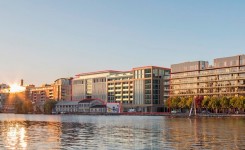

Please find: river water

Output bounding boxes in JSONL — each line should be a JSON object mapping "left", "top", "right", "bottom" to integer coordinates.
{"left": 0, "top": 114, "right": 244, "bottom": 150}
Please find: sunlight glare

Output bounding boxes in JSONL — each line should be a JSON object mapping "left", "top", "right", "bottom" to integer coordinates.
{"left": 9, "top": 84, "right": 25, "bottom": 93}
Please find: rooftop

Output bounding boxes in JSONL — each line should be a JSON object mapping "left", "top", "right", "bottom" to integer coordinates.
{"left": 75, "top": 70, "right": 121, "bottom": 76}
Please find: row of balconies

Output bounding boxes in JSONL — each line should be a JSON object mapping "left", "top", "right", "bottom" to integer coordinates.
{"left": 171, "top": 77, "right": 245, "bottom": 85}
{"left": 171, "top": 84, "right": 245, "bottom": 90}
{"left": 172, "top": 69, "right": 245, "bottom": 79}
{"left": 170, "top": 90, "right": 245, "bottom": 96}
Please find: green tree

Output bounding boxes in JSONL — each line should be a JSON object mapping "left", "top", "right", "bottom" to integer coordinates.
{"left": 170, "top": 97, "right": 181, "bottom": 110}
{"left": 178, "top": 97, "right": 187, "bottom": 109}
{"left": 230, "top": 97, "right": 237, "bottom": 113}
{"left": 208, "top": 97, "right": 220, "bottom": 113}
{"left": 235, "top": 96, "right": 245, "bottom": 113}
{"left": 220, "top": 96, "right": 230, "bottom": 113}
{"left": 202, "top": 96, "right": 210, "bottom": 111}
{"left": 186, "top": 97, "right": 194, "bottom": 109}
{"left": 44, "top": 99, "right": 57, "bottom": 114}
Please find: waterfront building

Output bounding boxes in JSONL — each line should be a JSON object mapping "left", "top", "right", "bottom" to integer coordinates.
{"left": 72, "top": 70, "right": 120, "bottom": 101}
{"left": 55, "top": 99, "right": 106, "bottom": 113}
{"left": 170, "top": 54, "right": 245, "bottom": 97}
{"left": 90, "top": 105, "right": 107, "bottom": 113}
{"left": 132, "top": 66, "right": 170, "bottom": 112}
{"left": 0, "top": 84, "right": 10, "bottom": 109}
{"left": 72, "top": 66, "right": 170, "bottom": 112}
{"left": 107, "top": 71, "right": 134, "bottom": 104}
{"left": 55, "top": 101, "right": 79, "bottom": 113}
{"left": 29, "top": 84, "right": 54, "bottom": 103}
{"left": 78, "top": 99, "right": 105, "bottom": 112}
{"left": 53, "top": 78, "right": 72, "bottom": 101}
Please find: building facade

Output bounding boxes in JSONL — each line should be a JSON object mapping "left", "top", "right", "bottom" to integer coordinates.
{"left": 72, "top": 70, "right": 120, "bottom": 101}
{"left": 170, "top": 55, "right": 245, "bottom": 97}
{"left": 107, "top": 71, "right": 134, "bottom": 104}
{"left": 0, "top": 84, "right": 10, "bottom": 109}
{"left": 131, "top": 66, "right": 170, "bottom": 112}
{"left": 72, "top": 66, "right": 170, "bottom": 112}
{"left": 29, "top": 84, "right": 54, "bottom": 103}
{"left": 53, "top": 78, "right": 72, "bottom": 101}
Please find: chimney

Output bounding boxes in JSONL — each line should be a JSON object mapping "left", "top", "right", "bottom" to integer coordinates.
{"left": 21, "top": 79, "right": 24, "bottom": 86}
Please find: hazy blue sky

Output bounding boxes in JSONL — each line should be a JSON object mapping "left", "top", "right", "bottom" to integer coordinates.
{"left": 0, "top": 0, "right": 245, "bottom": 85}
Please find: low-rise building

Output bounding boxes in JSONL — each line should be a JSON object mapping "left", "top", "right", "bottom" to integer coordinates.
{"left": 90, "top": 105, "right": 107, "bottom": 113}
{"left": 55, "top": 101, "right": 79, "bottom": 113}
{"left": 78, "top": 99, "right": 105, "bottom": 113}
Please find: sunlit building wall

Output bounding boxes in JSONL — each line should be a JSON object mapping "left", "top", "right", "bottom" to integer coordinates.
{"left": 72, "top": 71, "right": 119, "bottom": 101}
{"left": 29, "top": 84, "right": 54, "bottom": 103}
{"left": 170, "top": 54, "right": 245, "bottom": 97}
{"left": 53, "top": 78, "right": 72, "bottom": 101}
{"left": 107, "top": 71, "right": 134, "bottom": 104}
{"left": 132, "top": 66, "right": 170, "bottom": 112}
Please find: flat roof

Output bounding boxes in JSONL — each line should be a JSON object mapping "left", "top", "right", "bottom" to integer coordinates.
{"left": 75, "top": 70, "right": 121, "bottom": 76}
{"left": 133, "top": 66, "right": 170, "bottom": 70}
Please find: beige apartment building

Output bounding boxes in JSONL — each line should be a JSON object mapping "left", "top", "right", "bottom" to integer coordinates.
{"left": 30, "top": 84, "right": 54, "bottom": 103}
{"left": 170, "top": 55, "right": 245, "bottom": 97}
{"left": 107, "top": 71, "right": 134, "bottom": 104}
{"left": 53, "top": 78, "right": 72, "bottom": 101}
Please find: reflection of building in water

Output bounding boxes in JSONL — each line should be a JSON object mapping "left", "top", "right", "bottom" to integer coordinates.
{"left": 161, "top": 118, "right": 244, "bottom": 149}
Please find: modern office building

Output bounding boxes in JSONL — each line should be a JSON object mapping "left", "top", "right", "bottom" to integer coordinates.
{"left": 170, "top": 54, "right": 245, "bottom": 97}
{"left": 131, "top": 66, "right": 170, "bottom": 112}
{"left": 72, "top": 66, "right": 170, "bottom": 112}
{"left": 72, "top": 70, "right": 120, "bottom": 101}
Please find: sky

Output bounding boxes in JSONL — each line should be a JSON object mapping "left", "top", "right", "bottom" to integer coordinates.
{"left": 0, "top": 0, "right": 245, "bottom": 86}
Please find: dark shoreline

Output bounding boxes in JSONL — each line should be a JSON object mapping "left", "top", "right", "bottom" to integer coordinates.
{"left": 1, "top": 112, "right": 245, "bottom": 117}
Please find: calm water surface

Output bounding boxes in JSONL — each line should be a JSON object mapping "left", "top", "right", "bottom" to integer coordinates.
{"left": 0, "top": 114, "right": 244, "bottom": 150}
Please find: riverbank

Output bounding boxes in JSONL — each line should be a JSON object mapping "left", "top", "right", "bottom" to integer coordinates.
{"left": 170, "top": 113, "right": 245, "bottom": 118}
{"left": 2, "top": 111, "right": 245, "bottom": 117}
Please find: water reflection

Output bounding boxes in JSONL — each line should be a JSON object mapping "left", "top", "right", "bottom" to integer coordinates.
{"left": 0, "top": 114, "right": 244, "bottom": 149}
{"left": 162, "top": 117, "right": 245, "bottom": 149}
{"left": 3, "top": 122, "right": 27, "bottom": 149}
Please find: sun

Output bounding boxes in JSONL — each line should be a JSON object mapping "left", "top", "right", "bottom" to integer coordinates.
{"left": 9, "top": 84, "right": 25, "bottom": 93}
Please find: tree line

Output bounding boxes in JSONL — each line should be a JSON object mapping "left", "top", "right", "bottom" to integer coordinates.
{"left": 166, "top": 96, "right": 245, "bottom": 114}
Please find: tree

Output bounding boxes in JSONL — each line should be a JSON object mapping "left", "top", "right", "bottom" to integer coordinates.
{"left": 186, "top": 97, "right": 194, "bottom": 110}
{"left": 230, "top": 97, "right": 237, "bottom": 113}
{"left": 208, "top": 97, "right": 220, "bottom": 113}
{"left": 14, "top": 99, "right": 33, "bottom": 114}
{"left": 202, "top": 96, "right": 210, "bottom": 111}
{"left": 169, "top": 97, "right": 181, "bottom": 110}
{"left": 195, "top": 96, "right": 204, "bottom": 112}
{"left": 44, "top": 99, "right": 57, "bottom": 114}
{"left": 235, "top": 96, "right": 245, "bottom": 113}
{"left": 220, "top": 96, "right": 230, "bottom": 113}
{"left": 178, "top": 97, "right": 188, "bottom": 112}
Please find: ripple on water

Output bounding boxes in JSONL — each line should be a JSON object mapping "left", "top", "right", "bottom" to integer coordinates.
{"left": 0, "top": 114, "right": 244, "bottom": 149}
